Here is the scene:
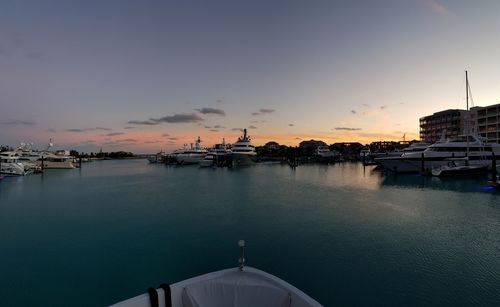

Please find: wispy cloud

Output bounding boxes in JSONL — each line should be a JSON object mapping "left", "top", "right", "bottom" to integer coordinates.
{"left": 213, "top": 125, "right": 225, "bottom": 129}
{"left": 168, "top": 137, "right": 178, "bottom": 140}
{"left": 67, "top": 127, "right": 112, "bottom": 132}
{"left": 209, "top": 129, "right": 219, "bottom": 132}
{"left": 252, "top": 108, "right": 275, "bottom": 116}
{"left": 424, "top": 0, "right": 449, "bottom": 16}
{"left": 334, "top": 127, "right": 362, "bottom": 131}
{"left": 124, "top": 126, "right": 135, "bottom": 129}
{"left": 249, "top": 125, "right": 258, "bottom": 129}
{"left": 362, "top": 104, "right": 370, "bottom": 107}
{"left": 129, "top": 113, "right": 204, "bottom": 125}
{"left": 144, "top": 140, "right": 161, "bottom": 144}
{"left": 47, "top": 128, "right": 56, "bottom": 133}
{"left": 289, "top": 124, "right": 294, "bottom": 127}
{"left": 196, "top": 107, "right": 225, "bottom": 116}
{"left": 232, "top": 128, "right": 244, "bottom": 132}
{"left": 162, "top": 133, "right": 170, "bottom": 137}
{"left": 104, "top": 132, "right": 124, "bottom": 137}
{"left": 380, "top": 105, "right": 387, "bottom": 110}
{"left": 1, "top": 119, "right": 36, "bottom": 126}
{"left": 351, "top": 110, "right": 357, "bottom": 114}
{"left": 128, "top": 120, "right": 158, "bottom": 125}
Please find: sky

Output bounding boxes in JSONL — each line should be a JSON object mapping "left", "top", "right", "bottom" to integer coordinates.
{"left": 1, "top": 0, "right": 500, "bottom": 153}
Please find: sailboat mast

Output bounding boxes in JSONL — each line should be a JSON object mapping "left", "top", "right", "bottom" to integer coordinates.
{"left": 466, "top": 70, "right": 469, "bottom": 111}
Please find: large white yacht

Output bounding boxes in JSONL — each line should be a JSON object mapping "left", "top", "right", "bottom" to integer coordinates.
{"left": 231, "top": 129, "right": 257, "bottom": 166}
{"left": 0, "top": 152, "right": 26, "bottom": 176}
{"left": 375, "top": 135, "right": 500, "bottom": 173}
{"left": 110, "top": 240, "right": 322, "bottom": 307}
{"left": 175, "top": 137, "right": 207, "bottom": 165}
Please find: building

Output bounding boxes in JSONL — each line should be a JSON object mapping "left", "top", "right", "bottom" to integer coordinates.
{"left": 264, "top": 141, "right": 280, "bottom": 151}
{"left": 471, "top": 103, "right": 500, "bottom": 143}
{"left": 419, "top": 109, "right": 469, "bottom": 143}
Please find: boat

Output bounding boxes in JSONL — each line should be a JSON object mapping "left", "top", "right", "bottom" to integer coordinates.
{"left": 36, "top": 150, "right": 76, "bottom": 169}
{"left": 148, "top": 151, "right": 165, "bottom": 163}
{"left": 0, "top": 152, "right": 26, "bottom": 176}
{"left": 231, "top": 129, "right": 257, "bottom": 166}
{"left": 375, "top": 135, "right": 500, "bottom": 173}
{"left": 370, "top": 142, "right": 429, "bottom": 160}
{"left": 376, "top": 72, "right": 500, "bottom": 173}
{"left": 431, "top": 158, "right": 489, "bottom": 176}
{"left": 110, "top": 240, "right": 322, "bottom": 307}
{"left": 175, "top": 137, "right": 207, "bottom": 165}
{"left": 431, "top": 72, "right": 491, "bottom": 177}
{"left": 315, "top": 145, "right": 338, "bottom": 163}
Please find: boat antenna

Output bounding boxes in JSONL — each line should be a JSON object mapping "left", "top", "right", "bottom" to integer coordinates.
{"left": 238, "top": 240, "right": 246, "bottom": 271}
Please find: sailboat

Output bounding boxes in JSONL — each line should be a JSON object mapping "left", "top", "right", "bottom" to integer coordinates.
{"left": 432, "top": 71, "right": 489, "bottom": 177}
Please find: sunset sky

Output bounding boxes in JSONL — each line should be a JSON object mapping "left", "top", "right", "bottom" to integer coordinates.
{"left": 2, "top": 0, "right": 500, "bottom": 153}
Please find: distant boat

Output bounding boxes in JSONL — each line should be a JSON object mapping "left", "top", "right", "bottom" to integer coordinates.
{"left": 231, "top": 129, "right": 257, "bottom": 166}
{"left": 110, "top": 240, "right": 322, "bottom": 307}
{"left": 175, "top": 137, "right": 207, "bottom": 165}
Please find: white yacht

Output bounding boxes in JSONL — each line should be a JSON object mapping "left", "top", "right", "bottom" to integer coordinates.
{"left": 231, "top": 129, "right": 257, "bottom": 166}
{"left": 175, "top": 137, "right": 207, "bottom": 165}
{"left": 370, "top": 142, "right": 430, "bottom": 160}
{"left": 375, "top": 135, "right": 500, "bottom": 173}
{"left": 36, "top": 150, "right": 76, "bottom": 169}
{"left": 110, "top": 240, "right": 322, "bottom": 307}
{"left": 0, "top": 152, "right": 26, "bottom": 176}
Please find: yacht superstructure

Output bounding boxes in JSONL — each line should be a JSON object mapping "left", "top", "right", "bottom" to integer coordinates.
{"left": 231, "top": 129, "right": 257, "bottom": 166}
{"left": 175, "top": 137, "right": 207, "bottom": 165}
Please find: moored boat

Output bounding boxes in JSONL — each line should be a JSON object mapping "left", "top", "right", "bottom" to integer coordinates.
{"left": 0, "top": 152, "right": 26, "bottom": 176}
{"left": 231, "top": 129, "right": 257, "bottom": 166}
{"left": 175, "top": 137, "right": 207, "bottom": 165}
{"left": 431, "top": 158, "right": 489, "bottom": 177}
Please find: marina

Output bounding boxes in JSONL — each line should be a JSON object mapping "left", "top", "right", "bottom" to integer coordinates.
{"left": 1, "top": 159, "right": 500, "bottom": 306}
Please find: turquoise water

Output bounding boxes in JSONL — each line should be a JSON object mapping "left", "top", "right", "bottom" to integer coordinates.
{"left": 1, "top": 160, "right": 500, "bottom": 306}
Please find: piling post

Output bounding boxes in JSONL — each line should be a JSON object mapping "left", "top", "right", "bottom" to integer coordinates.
{"left": 41, "top": 156, "right": 45, "bottom": 170}
{"left": 79, "top": 157, "right": 82, "bottom": 168}
{"left": 421, "top": 152, "right": 425, "bottom": 173}
{"left": 492, "top": 152, "right": 497, "bottom": 181}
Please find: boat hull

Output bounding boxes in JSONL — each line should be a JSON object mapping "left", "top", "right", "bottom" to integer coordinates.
{"left": 376, "top": 155, "right": 495, "bottom": 173}
{"left": 110, "top": 267, "right": 322, "bottom": 307}
{"left": 175, "top": 154, "right": 205, "bottom": 165}
{"left": 0, "top": 163, "right": 25, "bottom": 176}
{"left": 36, "top": 160, "right": 75, "bottom": 169}
{"left": 232, "top": 153, "right": 257, "bottom": 166}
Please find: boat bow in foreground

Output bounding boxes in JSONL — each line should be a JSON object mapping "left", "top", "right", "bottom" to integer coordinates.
{"left": 110, "top": 241, "right": 322, "bottom": 307}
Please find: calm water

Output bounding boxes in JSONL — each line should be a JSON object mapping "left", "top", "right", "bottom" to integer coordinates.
{"left": 1, "top": 160, "right": 500, "bottom": 306}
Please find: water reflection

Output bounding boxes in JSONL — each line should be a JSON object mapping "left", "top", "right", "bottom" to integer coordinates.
{"left": 380, "top": 172, "right": 497, "bottom": 194}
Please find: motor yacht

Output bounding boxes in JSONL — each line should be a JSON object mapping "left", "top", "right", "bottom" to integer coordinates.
{"left": 231, "top": 129, "right": 257, "bottom": 166}
{"left": 36, "top": 150, "right": 76, "bottom": 169}
{"left": 375, "top": 135, "right": 500, "bottom": 173}
{"left": 0, "top": 152, "right": 26, "bottom": 176}
{"left": 175, "top": 137, "right": 207, "bottom": 165}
